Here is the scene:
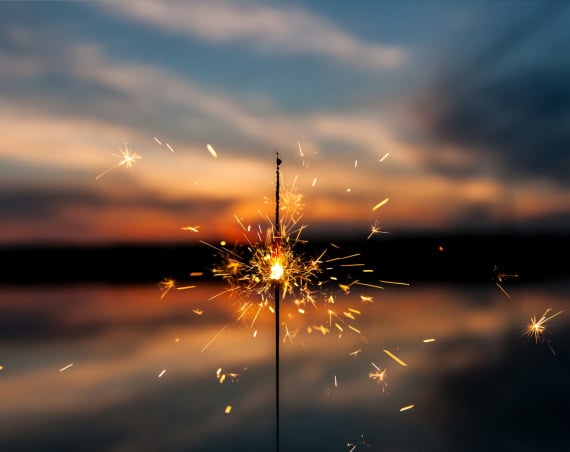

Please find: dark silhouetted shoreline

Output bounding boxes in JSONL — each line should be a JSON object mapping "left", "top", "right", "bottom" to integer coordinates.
{"left": 0, "top": 232, "right": 567, "bottom": 286}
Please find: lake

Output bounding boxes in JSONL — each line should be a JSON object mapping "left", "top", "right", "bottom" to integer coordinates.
{"left": 0, "top": 280, "right": 568, "bottom": 451}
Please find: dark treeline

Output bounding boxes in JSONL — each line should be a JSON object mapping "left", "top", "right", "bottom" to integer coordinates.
{"left": 0, "top": 232, "right": 567, "bottom": 286}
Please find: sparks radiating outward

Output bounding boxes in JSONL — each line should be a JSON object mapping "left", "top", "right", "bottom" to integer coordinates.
{"left": 96, "top": 142, "right": 142, "bottom": 180}
{"left": 523, "top": 307, "right": 563, "bottom": 355}
{"left": 86, "top": 133, "right": 564, "bottom": 451}
{"left": 155, "top": 152, "right": 413, "bottom": 450}
{"left": 203, "top": 195, "right": 351, "bottom": 325}
{"left": 173, "top": 153, "right": 404, "bottom": 358}
{"left": 153, "top": 152, "right": 418, "bottom": 371}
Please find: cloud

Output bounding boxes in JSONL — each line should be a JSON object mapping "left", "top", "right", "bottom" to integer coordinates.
{"left": 99, "top": 0, "right": 405, "bottom": 70}
{"left": 0, "top": 179, "right": 238, "bottom": 243}
{"left": 417, "top": 65, "right": 570, "bottom": 188}
{"left": 410, "top": 2, "right": 570, "bottom": 188}
{"left": 0, "top": 28, "right": 413, "bottom": 168}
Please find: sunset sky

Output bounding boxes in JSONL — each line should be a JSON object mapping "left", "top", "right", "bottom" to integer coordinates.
{"left": 1, "top": 0, "right": 568, "bottom": 245}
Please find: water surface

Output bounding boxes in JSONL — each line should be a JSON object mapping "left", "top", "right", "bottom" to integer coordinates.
{"left": 0, "top": 281, "right": 568, "bottom": 451}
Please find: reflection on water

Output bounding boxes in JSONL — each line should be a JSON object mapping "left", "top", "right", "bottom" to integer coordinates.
{"left": 0, "top": 282, "right": 568, "bottom": 451}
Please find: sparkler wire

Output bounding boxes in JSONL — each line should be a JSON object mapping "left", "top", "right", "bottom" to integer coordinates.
{"left": 274, "top": 152, "right": 281, "bottom": 452}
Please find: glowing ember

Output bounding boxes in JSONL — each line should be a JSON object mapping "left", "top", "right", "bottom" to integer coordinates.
{"left": 96, "top": 142, "right": 142, "bottom": 180}
{"left": 372, "top": 198, "right": 389, "bottom": 211}
{"left": 523, "top": 307, "right": 563, "bottom": 354}
{"left": 383, "top": 349, "right": 408, "bottom": 367}
{"left": 349, "top": 349, "right": 362, "bottom": 358}
{"left": 493, "top": 265, "right": 519, "bottom": 299}
{"left": 369, "top": 362, "right": 388, "bottom": 392}
{"left": 59, "top": 363, "right": 74, "bottom": 372}
{"left": 181, "top": 225, "right": 201, "bottom": 232}
{"left": 367, "top": 220, "right": 388, "bottom": 239}
{"left": 346, "top": 434, "right": 372, "bottom": 451}
{"left": 206, "top": 143, "right": 218, "bottom": 157}
{"left": 158, "top": 278, "right": 177, "bottom": 300}
{"left": 216, "top": 368, "right": 240, "bottom": 383}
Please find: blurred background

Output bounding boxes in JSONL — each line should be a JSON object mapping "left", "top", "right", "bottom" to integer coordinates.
{"left": 0, "top": 0, "right": 569, "bottom": 244}
{"left": 0, "top": 1, "right": 568, "bottom": 451}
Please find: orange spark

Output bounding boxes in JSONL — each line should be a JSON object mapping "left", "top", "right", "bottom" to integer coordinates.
{"left": 372, "top": 198, "right": 389, "bottom": 211}
{"left": 206, "top": 143, "right": 218, "bottom": 157}
{"left": 383, "top": 349, "right": 408, "bottom": 367}
{"left": 180, "top": 225, "right": 200, "bottom": 232}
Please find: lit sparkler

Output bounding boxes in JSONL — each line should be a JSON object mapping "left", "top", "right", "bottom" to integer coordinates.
{"left": 201, "top": 166, "right": 330, "bottom": 324}
{"left": 193, "top": 168, "right": 385, "bottom": 344}
{"left": 274, "top": 153, "right": 283, "bottom": 452}
{"left": 96, "top": 142, "right": 142, "bottom": 180}
{"left": 187, "top": 153, "right": 386, "bottom": 451}
{"left": 155, "top": 152, "right": 401, "bottom": 450}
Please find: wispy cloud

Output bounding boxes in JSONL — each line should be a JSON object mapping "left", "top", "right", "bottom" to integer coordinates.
{"left": 99, "top": 0, "right": 405, "bottom": 70}
{"left": 0, "top": 34, "right": 412, "bottom": 166}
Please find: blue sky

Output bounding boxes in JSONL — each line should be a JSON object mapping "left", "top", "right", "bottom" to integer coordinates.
{"left": 0, "top": 0, "right": 568, "bottom": 244}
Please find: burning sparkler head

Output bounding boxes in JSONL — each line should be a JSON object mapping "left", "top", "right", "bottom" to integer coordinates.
{"left": 270, "top": 256, "right": 284, "bottom": 282}
{"left": 270, "top": 236, "right": 284, "bottom": 282}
